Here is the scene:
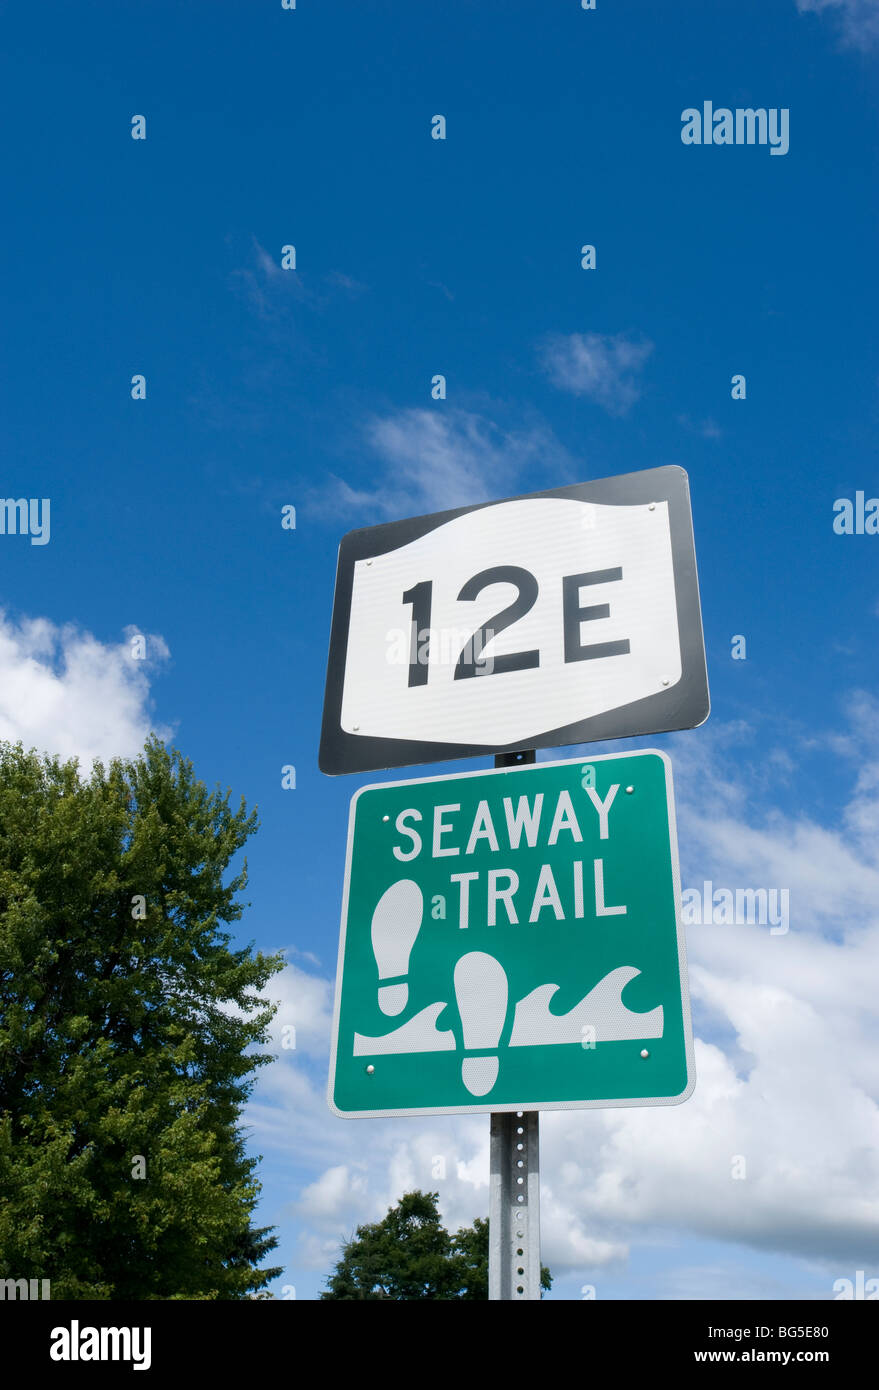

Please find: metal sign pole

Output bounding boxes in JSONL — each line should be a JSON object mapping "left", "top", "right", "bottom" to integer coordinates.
{"left": 489, "top": 1110, "right": 540, "bottom": 1300}
{"left": 489, "top": 751, "right": 540, "bottom": 1301}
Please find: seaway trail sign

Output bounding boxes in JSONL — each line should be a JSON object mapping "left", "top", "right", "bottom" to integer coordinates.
{"left": 328, "top": 750, "right": 695, "bottom": 1118}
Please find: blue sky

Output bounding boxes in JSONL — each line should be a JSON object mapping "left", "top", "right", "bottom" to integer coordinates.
{"left": 2, "top": 0, "right": 878, "bottom": 1299}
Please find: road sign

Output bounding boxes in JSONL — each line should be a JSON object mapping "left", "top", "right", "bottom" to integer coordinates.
{"left": 328, "top": 750, "right": 694, "bottom": 1117}
{"left": 319, "top": 466, "right": 709, "bottom": 775}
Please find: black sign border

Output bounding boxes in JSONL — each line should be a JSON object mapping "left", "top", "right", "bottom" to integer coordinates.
{"left": 319, "top": 465, "right": 709, "bottom": 775}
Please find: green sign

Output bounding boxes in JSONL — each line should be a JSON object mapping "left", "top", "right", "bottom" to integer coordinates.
{"left": 328, "top": 751, "right": 694, "bottom": 1117}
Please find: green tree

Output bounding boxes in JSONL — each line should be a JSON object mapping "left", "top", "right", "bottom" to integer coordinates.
{"left": 320, "top": 1191, "right": 552, "bottom": 1299}
{"left": 0, "top": 736, "right": 284, "bottom": 1299}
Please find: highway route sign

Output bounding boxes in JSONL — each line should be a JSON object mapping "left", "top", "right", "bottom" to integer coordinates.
{"left": 319, "top": 467, "right": 709, "bottom": 775}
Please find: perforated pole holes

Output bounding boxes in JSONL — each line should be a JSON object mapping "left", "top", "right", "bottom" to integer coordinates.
{"left": 489, "top": 1110, "right": 540, "bottom": 1299}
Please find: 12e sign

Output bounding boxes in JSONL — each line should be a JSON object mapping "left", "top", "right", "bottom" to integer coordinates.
{"left": 402, "top": 563, "right": 629, "bottom": 686}
{"left": 319, "top": 468, "right": 709, "bottom": 774}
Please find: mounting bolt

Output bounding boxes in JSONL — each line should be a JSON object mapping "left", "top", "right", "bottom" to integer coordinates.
{"left": 366, "top": 1065, "right": 375, "bottom": 1075}
{"left": 648, "top": 503, "right": 656, "bottom": 511}
{"left": 625, "top": 785, "right": 634, "bottom": 794}
{"left": 640, "top": 1049, "right": 649, "bottom": 1059}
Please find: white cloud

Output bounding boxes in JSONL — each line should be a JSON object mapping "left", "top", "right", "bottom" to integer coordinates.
{"left": 232, "top": 238, "right": 365, "bottom": 321}
{"left": 298, "top": 1164, "right": 368, "bottom": 1220}
{"left": 230, "top": 238, "right": 308, "bottom": 321}
{"left": 309, "top": 406, "right": 570, "bottom": 521}
{"left": 265, "top": 960, "right": 334, "bottom": 1060}
{"left": 796, "top": 0, "right": 879, "bottom": 50}
{"left": 0, "top": 611, "right": 170, "bottom": 766}
{"left": 677, "top": 413, "right": 722, "bottom": 440}
{"left": 250, "top": 705, "right": 879, "bottom": 1291}
{"left": 539, "top": 332, "right": 653, "bottom": 415}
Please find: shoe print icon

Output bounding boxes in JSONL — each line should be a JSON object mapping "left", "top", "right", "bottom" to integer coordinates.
{"left": 370, "top": 879, "right": 423, "bottom": 1016}
{"left": 353, "top": 879, "right": 455, "bottom": 1057}
{"left": 454, "top": 952, "right": 508, "bottom": 1097}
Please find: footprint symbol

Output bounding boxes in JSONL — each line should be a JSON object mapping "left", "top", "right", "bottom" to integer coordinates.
{"left": 454, "top": 952, "right": 508, "bottom": 1096}
{"left": 370, "top": 879, "right": 423, "bottom": 1016}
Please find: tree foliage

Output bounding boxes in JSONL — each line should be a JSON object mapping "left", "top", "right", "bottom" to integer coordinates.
{"left": 0, "top": 737, "right": 284, "bottom": 1299}
{"left": 320, "top": 1190, "right": 552, "bottom": 1299}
